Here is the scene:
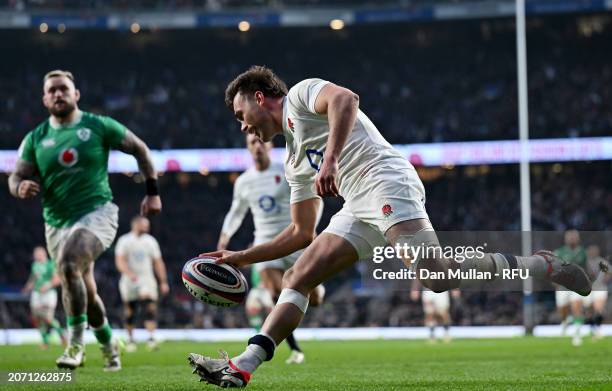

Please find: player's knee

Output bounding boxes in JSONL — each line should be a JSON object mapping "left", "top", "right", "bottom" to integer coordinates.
{"left": 281, "top": 267, "right": 296, "bottom": 289}
{"left": 143, "top": 299, "right": 157, "bottom": 321}
{"left": 59, "top": 259, "right": 80, "bottom": 279}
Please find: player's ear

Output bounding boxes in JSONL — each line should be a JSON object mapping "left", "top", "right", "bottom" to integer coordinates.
{"left": 254, "top": 91, "right": 264, "bottom": 106}
{"left": 74, "top": 88, "right": 81, "bottom": 102}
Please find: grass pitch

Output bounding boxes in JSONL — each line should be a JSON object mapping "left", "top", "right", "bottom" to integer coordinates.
{"left": 1, "top": 337, "right": 611, "bottom": 390}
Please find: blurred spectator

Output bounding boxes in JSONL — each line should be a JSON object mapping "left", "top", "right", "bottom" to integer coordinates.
{"left": 1, "top": 14, "right": 611, "bottom": 150}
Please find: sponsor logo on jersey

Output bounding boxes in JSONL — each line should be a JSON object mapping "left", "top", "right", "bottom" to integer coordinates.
{"left": 76, "top": 128, "right": 91, "bottom": 142}
{"left": 382, "top": 204, "right": 393, "bottom": 217}
{"left": 42, "top": 138, "right": 56, "bottom": 148}
{"left": 258, "top": 195, "right": 276, "bottom": 212}
{"left": 58, "top": 148, "right": 78, "bottom": 167}
{"left": 287, "top": 118, "right": 295, "bottom": 131}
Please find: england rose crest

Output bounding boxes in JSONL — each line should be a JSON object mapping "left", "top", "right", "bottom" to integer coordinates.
{"left": 382, "top": 204, "right": 393, "bottom": 217}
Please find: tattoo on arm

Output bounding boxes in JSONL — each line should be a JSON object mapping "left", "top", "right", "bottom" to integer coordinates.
{"left": 8, "top": 159, "right": 37, "bottom": 197}
{"left": 116, "top": 130, "right": 157, "bottom": 179}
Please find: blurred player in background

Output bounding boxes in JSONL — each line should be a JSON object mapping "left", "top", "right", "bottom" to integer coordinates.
{"left": 189, "top": 66, "right": 591, "bottom": 388}
{"left": 554, "top": 229, "right": 587, "bottom": 346}
{"left": 217, "top": 134, "right": 324, "bottom": 364}
{"left": 244, "top": 268, "right": 274, "bottom": 331}
{"left": 8, "top": 70, "right": 162, "bottom": 371}
{"left": 584, "top": 245, "right": 609, "bottom": 340}
{"left": 115, "top": 216, "right": 169, "bottom": 352}
{"left": 411, "top": 280, "right": 460, "bottom": 343}
{"left": 21, "top": 246, "right": 65, "bottom": 349}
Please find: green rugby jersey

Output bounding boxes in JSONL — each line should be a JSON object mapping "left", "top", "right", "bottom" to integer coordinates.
{"left": 31, "top": 259, "right": 56, "bottom": 292}
{"left": 554, "top": 245, "right": 587, "bottom": 267}
{"left": 18, "top": 111, "right": 126, "bottom": 228}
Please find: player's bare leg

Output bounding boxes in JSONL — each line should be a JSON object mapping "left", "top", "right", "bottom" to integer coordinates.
{"left": 558, "top": 303, "right": 571, "bottom": 336}
{"left": 56, "top": 229, "right": 120, "bottom": 371}
{"left": 570, "top": 298, "right": 584, "bottom": 346}
{"left": 260, "top": 267, "right": 304, "bottom": 363}
{"left": 439, "top": 311, "right": 452, "bottom": 342}
{"left": 424, "top": 311, "right": 437, "bottom": 343}
{"left": 385, "top": 219, "right": 592, "bottom": 295}
{"left": 591, "top": 295, "right": 607, "bottom": 339}
{"left": 143, "top": 299, "right": 159, "bottom": 351}
{"left": 188, "top": 234, "right": 358, "bottom": 387}
{"left": 124, "top": 301, "right": 137, "bottom": 352}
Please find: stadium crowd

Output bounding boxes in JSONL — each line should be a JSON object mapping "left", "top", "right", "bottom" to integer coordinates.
{"left": 1, "top": 0, "right": 473, "bottom": 11}
{"left": 1, "top": 13, "right": 611, "bottom": 150}
{"left": 2, "top": 161, "right": 610, "bottom": 329}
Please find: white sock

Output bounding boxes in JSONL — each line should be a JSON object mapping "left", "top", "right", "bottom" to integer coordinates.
{"left": 233, "top": 344, "right": 267, "bottom": 373}
{"left": 516, "top": 255, "right": 547, "bottom": 278}
{"left": 70, "top": 322, "right": 86, "bottom": 346}
{"left": 489, "top": 253, "right": 547, "bottom": 279}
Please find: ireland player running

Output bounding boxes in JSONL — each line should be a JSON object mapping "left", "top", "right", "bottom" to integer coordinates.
{"left": 21, "top": 246, "right": 65, "bottom": 349}
{"left": 8, "top": 70, "right": 162, "bottom": 371}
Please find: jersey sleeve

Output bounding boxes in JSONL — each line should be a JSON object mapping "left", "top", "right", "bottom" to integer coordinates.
{"left": 287, "top": 78, "right": 330, "bottom": 114}
{"left": 17, "top": 132, "right": 36, "bottom": 163}
{"left": 150, "top": 237, "right": 162, "bottom": 259}
{"left": 220, "top": 177, "right": 249, "bottom": 238}
{"left": 286, "top": 176, "right": 320, "bottom": 204}
{"left": 100, "top": 115, "right": 127, "bottom": 148}
{"left": 114, "top": 236, "right": 127, "bottom": 257}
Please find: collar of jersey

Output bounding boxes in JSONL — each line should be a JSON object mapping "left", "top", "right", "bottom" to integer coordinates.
{"left": 49, "top": 110, "right": 83, "bottom": 130}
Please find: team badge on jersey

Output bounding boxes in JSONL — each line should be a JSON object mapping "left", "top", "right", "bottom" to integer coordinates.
{"left": 275, "top": 175, "right": 281, "bottom": 184}
{"left": 258, "top": 195, "right": 276, "bottom": 212}
{"left": 382, "top": 204, "right": 393, "bottom": 217}
{"left": 76, "top": 128, "right": 91, "bottom": 142}
{"left": 58, "top": 148, "right": 78, "bottom": 167}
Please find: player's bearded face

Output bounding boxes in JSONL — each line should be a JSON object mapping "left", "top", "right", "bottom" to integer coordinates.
{"left": 43, "top": 76, "right": 79, "bottom": 118}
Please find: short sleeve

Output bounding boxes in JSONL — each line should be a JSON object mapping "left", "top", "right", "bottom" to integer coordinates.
{"left": 287, "top": 178, "right": 320, "bottom": 204}
{"left": 17, "top": 132, "right": 36, "bottom": 163}
{"left": 150, "top": 237, "right": 162, "bottom": 259}
{"left": 288, "top": 78, "right": 330, "bottom": 114}
{"left": 100, "top": 116, "right": 127, "bottom": 148}
{"left": 114, "top": 236, "right": 127, "bottom": 256}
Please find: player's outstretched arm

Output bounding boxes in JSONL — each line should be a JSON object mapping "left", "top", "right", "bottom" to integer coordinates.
{"left": 116, "top": 130, "right": 162, "bottom": 216}
{"left": 202, "top": 198, "right": 320, "bottom": 267}
{"left": 8, "top": 159, "right": 40, "bottom": 199}
{"left": 314, "top": 83, "right": 359, "bottom": 197}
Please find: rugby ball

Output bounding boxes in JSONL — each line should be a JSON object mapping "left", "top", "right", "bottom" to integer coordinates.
{"left": 182, "top": 256, "right": 248, "bottom": 307}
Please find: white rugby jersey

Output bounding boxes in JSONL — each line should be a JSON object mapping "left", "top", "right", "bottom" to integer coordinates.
{"left": 221, "top": 162, "right": 293, "bottom": 242}
{"left": 282, "top": 78, "right": 413, "bottom": 204}
{"left": 115, "top": 232, "right": 162, "bottom": 279}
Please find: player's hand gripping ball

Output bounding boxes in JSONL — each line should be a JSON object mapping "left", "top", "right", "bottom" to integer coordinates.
{"left": 182, "top": 256, "right": 248, "bottom": 307}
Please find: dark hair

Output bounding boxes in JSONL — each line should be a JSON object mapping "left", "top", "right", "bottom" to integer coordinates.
{"left": 225, "top": 65, "right": 288, "bottom": 111}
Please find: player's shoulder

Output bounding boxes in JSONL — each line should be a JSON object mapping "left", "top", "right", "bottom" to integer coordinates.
{"left": 142, "top": 233, "right": 159, "bottom": 244}
{"left": 23, "top": 119, "right": 51, "bottom": 143}
{"left": 80, "top": 111, "right": 115, "bottom": 127}
{"left": 289, "top": 78, "right": 328, "bottom": 92}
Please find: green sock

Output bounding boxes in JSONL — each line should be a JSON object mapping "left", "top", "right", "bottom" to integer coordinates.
{"left": 248, "top": 315, "right": 263, "bottom": 332}
{"left": 39, "top": 324, "right": 50, "bottom": 345}
{"left": 67, "top": 314, "right": 87, "bottom": 346}
{"left": 93, "top": 320, "right": 113, "bottom": 345}
{"left": 50, "top": 319, "right": 64, "bottom": 336}
{"left": 573, "top": 317, "right": 584, "bottom": 326}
